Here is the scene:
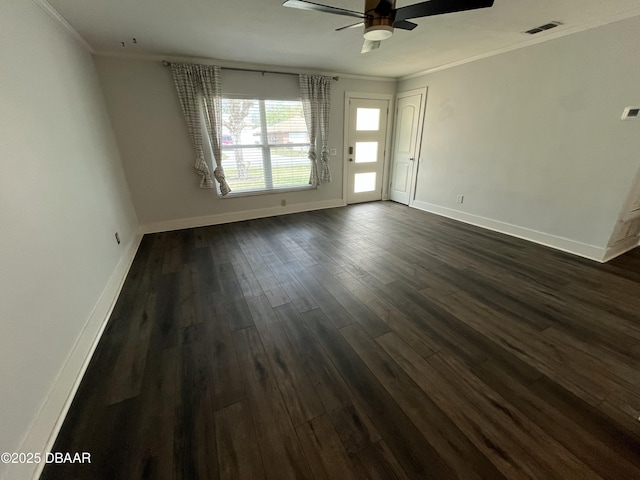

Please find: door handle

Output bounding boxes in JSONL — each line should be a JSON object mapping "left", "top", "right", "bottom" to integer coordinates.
{"left": 349, "top": 146, "right": 353, "bottom": 155}
{"left": 409, "top": 157, "right": 415, "bottom": 161}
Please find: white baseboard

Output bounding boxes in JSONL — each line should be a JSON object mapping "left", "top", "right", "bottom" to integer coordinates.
{"left": 411, "top": 201, "right": 607, "bottom": 262}
{"left": 141, "top": 199, "right": 345, "bottom": 234}
{"left": 602, "top": 236, "right": 640, "bottom": 263}
{"left": 3, "top": 233, "right": 143, "bottom": 480}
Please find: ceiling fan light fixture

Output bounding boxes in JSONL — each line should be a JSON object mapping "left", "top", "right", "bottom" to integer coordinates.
{"left": 284, "top": 0, "right": 496, "bottom": 52}
{"left": 363, "top": 24, "right": 394, "bottom": 41}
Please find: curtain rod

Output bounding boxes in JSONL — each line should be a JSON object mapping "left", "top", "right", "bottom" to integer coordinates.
{"left": 161, "top": 60, "right": 338, "bottom": 81}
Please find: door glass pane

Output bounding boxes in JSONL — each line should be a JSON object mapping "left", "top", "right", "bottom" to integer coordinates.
{"left": 355, "top": 142, "right": 378, "bottom": 163}
{"left": 354, "top": 172, "right": 376, "bottom": 193}
{"left": 356, "top": 108, "right": 380, "bottom": 131}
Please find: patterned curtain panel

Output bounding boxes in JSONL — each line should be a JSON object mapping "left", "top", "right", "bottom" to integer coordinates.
{"left": 170, "top": 63, "right": 230, "bottom": 194}
{"left": 170, "top": 63, "right": 213, "bottom": 188}
{"left": 197, "top": 65, "right": 230, "bottom": 195}
{"left": 316, "top": 77, "right": 332, "bottom": 183}
{"left": 299, "top": 75, "right": 332, "bottom": 185}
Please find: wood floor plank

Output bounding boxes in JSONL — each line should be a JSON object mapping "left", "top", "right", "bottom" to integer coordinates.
{"left": 542, "top": 326, "right": 640, "bottom": 396}
{"left": 191, "top": 246, "right": 221, "bottom": 297}
{"left": 216, "top": 262, "right": 244, "bottom": 300}
{"left": 257, "top": 274, "right": 291, "bottom": 307}
{"left": 249, "top": 218, "right": 297, "bottom": 265}
{"left": 43, "top": 202, "right": 640, "bottom": 480}
{"left": 42, "top": 398, "right": 141, "bottom": 480}
{"left": 273, "top": 303, "right": 382, "bottom": 455}
{"left": 301, "top": 307, "right": 458, "bottom": 479}
{"left": 222, "top": 235, "right": 264, "bottom": 299}
{"left": 436, "top": 259, "right": 640, "bottom": 353}
{"left": 246, "top": 294, "right": 324, "bottom": 426}
{"left": 269, "top": 225, "right": 319, "bottom": 267}
{"left": 174, "top": 338, "right": 219, "bottom": 480}
{"left": 322, "top": 228, "right": 436, "bottom": 292}
{"left": 419, "top": 264, "right": 554, "bottom": 332}
{"left": 232, "top": 327, "right": 313, "bottom": 480}
{"left": 428, "top": 291, "right": 622, "bottom": 405}
{"left": 343, "top": 326, "right": 508, "bottom": 480}
{"left": 306, "top": 263, "right": 391, "bottom": 337}
{"left": 161, "top": 231, "right": 182, "bottom": 274}
{"left": 200, "top": 294, "right": 245, "bottom": 411}
{"left": 376, "top": 332, "right": 562, "bottom": 480}
{"left": 603, "top": 388, "right": 640, "bottom": 430}
{"left": 148, "top": 273, "right": 181, "bottom": 353}
{"left": 222, "top": 295, "right": 255, "bottom": 331}
{"left": 108, "top": 233, "right": 155, "bottom": 316}
{"left": 278, "top": 278, "right": 318, "bottom": 313}
{"left": 350, "top": 440, "right": 410, "bottom": 480}
{"left": 333, "top": 270, "right": 441, "bottom": 359}
{"left": 285, "top": 261, "right": 356, "bottom": 329}
{"left": 371, "top": 277, "right": 488, "bottom": 366}
{"left": 105, "top": 291, "right": 155, "bottom": 405}
{"left": 428, "top": 350, "right": 604, "bottom": 480}
{"left": 115, "top": 346, "right": 179, "bottom": 480}
{"left": 296, "top": 413, "right": 360, "bottom": 480}
{"left": 178, "top": 265, "right": 198, "bottom": 328}
{"left": 599, "top": 399, "right": 640, "bottom": 443}
{"left": 257, "top": 245, "right": 319, "bottom": 313}
{"left": 473, "top": 359, "right": 640, "bottom": 480}
{"left": 529, "top": 376, "right": 640, "bottom": 469}
{"left": 327, "top": 402, "right": 382, "bottom": 456}
{"left": 141, "top": 347, "right": 178, "bottom": 480}
{"left": 215, "top": 401, "right": 266, "bottom": 480}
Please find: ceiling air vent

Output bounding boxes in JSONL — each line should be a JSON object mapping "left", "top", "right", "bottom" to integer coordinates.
{"left": 622, "top": 107, "right": 640, "bottom": 120}
{"left": 525, "top": 21, "right": 563, "bottom": 35}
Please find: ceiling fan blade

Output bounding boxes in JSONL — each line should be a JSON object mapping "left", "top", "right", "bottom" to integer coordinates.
{"left": 395, "top": 0, "right": 494, "bottom": 23}
{"left": 393, "top": 19, "right": 418, "bottom": 30}
{"left": 336, "top": 21, "right": 365, "bottom": 31}
{"left": 283, "top": 0, "right": 365, "bottom": 19}
{"left": 361, "top": 39, "right": 381, "bottom": 54}
{"left": 374, "top": 0, "right": 394, "bottom": 16}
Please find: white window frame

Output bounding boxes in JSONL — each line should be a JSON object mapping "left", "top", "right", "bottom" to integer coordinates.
{"left": 216, "top": 96, "right": 315, "bottom": 198}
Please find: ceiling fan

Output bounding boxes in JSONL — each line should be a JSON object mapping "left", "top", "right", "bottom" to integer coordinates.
{"left": 283, "top": 0, "right": 495, "bottom": 53}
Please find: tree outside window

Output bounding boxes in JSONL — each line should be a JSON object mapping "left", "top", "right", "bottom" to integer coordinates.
{"left": 220, "top": 98, "right": 312, "bottom": 194}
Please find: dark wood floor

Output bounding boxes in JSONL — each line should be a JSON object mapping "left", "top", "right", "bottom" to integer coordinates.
{"left": 42, "top": 202, "right": 640, "bottom": 480}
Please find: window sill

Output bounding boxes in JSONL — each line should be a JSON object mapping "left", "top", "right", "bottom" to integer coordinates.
{"left": 219, "top": 185, "right": 316, "bottom": 199}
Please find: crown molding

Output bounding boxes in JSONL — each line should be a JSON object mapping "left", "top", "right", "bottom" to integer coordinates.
{"left": 31, "top": 0, "right": 94, "bottom": 53}
{"left": 400, "top": 8, "right": 640, "bottom": 81}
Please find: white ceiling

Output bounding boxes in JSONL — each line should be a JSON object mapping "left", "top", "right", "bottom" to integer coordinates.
{"left": 46, "top": 0, "right": 640, "bottom": 78}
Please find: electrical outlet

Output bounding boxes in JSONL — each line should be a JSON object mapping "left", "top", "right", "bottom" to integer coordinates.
{"left": 115, "top": 232, "right": 121, "bottom": 244}
{"left": 330, "top": 148, "right": 337, "bottom": 156}
{"left": 281, "top": 199, "right": 286, "bottom": 207}
{"left": 457, "top": 195, "right": 464, "bottom": 204}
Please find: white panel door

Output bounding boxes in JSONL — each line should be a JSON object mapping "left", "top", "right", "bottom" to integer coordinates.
{"left": 346, "top": 98, "right": 389, "bottom": 204}
{"left": 390, "top": 89, "right": 426, "bottom": 205}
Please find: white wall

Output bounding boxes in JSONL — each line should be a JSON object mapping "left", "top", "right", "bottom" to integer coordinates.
{"left": 93, "top": 56, "right": 396, "bottom": 231}
{"left": 399, "top": 15, "right": 640, "bottom": 259}
{"left": 0, "top": 1, "right": 139, "bottom": 478}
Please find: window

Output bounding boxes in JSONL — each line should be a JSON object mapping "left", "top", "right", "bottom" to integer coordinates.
{"left": 220, "top": 98, "right": 311, "bottom": 195}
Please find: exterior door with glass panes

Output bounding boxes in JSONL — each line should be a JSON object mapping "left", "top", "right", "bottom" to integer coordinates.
{"left": 346, "top": 98, "right": 389, "bottom": 204}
